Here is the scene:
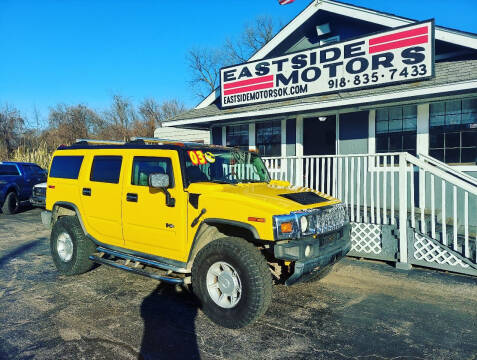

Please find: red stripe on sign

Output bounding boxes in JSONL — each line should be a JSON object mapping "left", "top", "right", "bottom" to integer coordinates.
{"left": 223, "top": 75, "right": 274, "bottom": 90}
{"left": 369, "top": 35, "right": 428, "bottom": 54}
{"left": 223, "top": 82, "right": 274, "bottom": 96}
{"left": 369, "top": 26, "right": 428, "bottom": 46}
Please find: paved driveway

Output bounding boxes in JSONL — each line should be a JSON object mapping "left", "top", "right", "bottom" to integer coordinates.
{"left": 1, "top": 208, "right": 476, "bottom": 360}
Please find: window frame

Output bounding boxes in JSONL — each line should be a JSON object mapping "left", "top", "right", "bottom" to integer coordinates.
{"left": 226, "top": 124, "right": 249, "bottom": 151}
{"left": 49, "top": 156, "right": 84, "bottom": 180}
{"left": 0, "top": 164, "right": 20, "bottom": 176}
{"left": 89, "top": 156, "right": 123, "bottom": 184}
{"left": 255, "top": 119, "right": 282, "bottom": 157}
{"left": 375, "top": 105, "right": 417, "bottom": 155}
{"left": 429, "top": 98, "right": 477, "bottom": 165}
{"left": 130, "top": 156, "right": 175, "bottom": 188}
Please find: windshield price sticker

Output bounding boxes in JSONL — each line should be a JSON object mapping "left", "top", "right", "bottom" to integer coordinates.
{"left": 220, "top": 20, "right": 434, "bottom": 108}
{"left": 204, "top": 152, "right": 216, "bottom": 163}
{"left": 189, "top": 150, "right": 207, "bottom": 165}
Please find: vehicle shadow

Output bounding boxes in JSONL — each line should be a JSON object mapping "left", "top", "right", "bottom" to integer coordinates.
{"left": 0, "top": 239, "right": 42, "bottom": 269}
{"left": 138, "top": 283, "right": 200, "bottom": 360}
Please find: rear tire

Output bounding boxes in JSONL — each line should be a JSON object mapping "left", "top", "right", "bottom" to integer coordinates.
{"left": 50, "top": 216, "right": 96, "bottom": 275}
{"left": 192, "top": 237, "right": 272, "bottom": 329}
{"left": 2, "top": 191, "right": 19, "bottom": 215}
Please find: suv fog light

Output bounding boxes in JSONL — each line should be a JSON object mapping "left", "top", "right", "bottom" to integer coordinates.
{"left": 305, "top": 245, "right": 311, "bottom": 257}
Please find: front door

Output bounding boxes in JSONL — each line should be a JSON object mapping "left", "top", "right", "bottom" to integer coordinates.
{"left": 303, "top": 116, "right": 336, "bottom": 156}
{"left": 303, "top": 116, "right": 336, "bottom": 190}
{"left": 122, "top": 150, "right": 188, "bottom": 262}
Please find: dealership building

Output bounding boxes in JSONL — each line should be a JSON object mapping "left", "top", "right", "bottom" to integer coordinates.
{"left": 164, "top": 0, "right": 476, "bottom": 171}
{"left": 161, "top": 0, "right": 477, "bottom": 276}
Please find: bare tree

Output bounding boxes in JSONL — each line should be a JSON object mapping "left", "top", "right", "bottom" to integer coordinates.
{"left": 47, "top": 104, "right": 104, "bottom": 146}
{"left": 103, "top": 95, "right": 138, "bottom": 140}
{"left": 187, "top": 47, "right": 226, "bottom": 100}
{"left": 159, "top": 99, "right": 187, "bottom": 124}
{"left": 135, "top": 98, "right": 187, "bottom": 137}
{"left": 187, "top": 16, "right": 280, "bottom": 100}
{"left": 0, "top": 104, "right": 24, "bottom": 157}
{"left": 225, "top": 16, "right": 277, "bottom": 64}
{"left": 139, "top": 98, "right": 161, "bottom": 128}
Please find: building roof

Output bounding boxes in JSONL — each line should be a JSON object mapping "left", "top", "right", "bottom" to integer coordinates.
{"left": 165, "top": 60, "right": 477, "bottom": 127}
{"left": 193, "top": 0, "right": 477, "bottom": 112}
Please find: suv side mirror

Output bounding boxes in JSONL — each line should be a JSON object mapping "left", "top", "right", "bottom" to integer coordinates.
{"left": 149, "top": 173, "right": 170, "bottom": 189}
{"left": 148, "top": 173, "right": 175, "bottom": 207}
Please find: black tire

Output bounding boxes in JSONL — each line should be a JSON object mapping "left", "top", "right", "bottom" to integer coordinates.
{"left": 50, "top": 216, "right": 96, "bottom": 275}
{"left": 192, "top": 237, "right": 272, "bottom": 329}
{"left": 2, "top": 191, "right": 19, "bottom": 215}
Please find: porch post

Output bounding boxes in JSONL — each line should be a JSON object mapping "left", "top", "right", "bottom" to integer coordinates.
{"left": 281, "top": 119, "right": 286, "bottom": 157}
{"left": 416, "top": 104, "right": 429, "bottom": 156}
{"left": 397, "top": 153, "right": 412, "bottom": 270}
{"left": 249, "top": 123, "right": 256, "bottom": 151}
{"left": 417, "top": 104, "right": 429, "bottom": 233}
{"left": 368, "top": 109, "right": 376, "bottom": 154}
{"left": 296, "top": 116, "right": 304, "bottom": 187}
{"left": 222, "top": 126, "right": 227, "bottom": 146}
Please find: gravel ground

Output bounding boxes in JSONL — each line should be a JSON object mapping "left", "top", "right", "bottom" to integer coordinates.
{"left": 0, "top": 207, "right": 476, "bottom": 360}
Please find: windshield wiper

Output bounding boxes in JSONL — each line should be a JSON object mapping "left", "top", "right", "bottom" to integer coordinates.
{"left": 208, "top": 179, "right": 238, "bottom": 185}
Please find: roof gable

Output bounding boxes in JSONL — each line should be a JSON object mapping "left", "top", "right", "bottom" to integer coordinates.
{"left": 196, "top": 0, "right": 477, "bottom": 110}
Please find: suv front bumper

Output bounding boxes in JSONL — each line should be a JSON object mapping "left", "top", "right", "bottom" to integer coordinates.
{"left": 30, "top": 194, "right": 46, "bottom": 208}
{"left": 274, "top": 223, "right": 351, "bottom": 285}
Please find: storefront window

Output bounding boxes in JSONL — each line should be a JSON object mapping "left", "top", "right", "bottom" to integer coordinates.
{"left": 256, "top": 120, "right": 281, "bottom": 157}
{"left": 376, "top": 105, "right": 417, "bottom": 155}
{"left": 429, "top": 98, "right": 477, "bottom": 165}
{"left": 226, "top": 124, "right": 249, "bottom": 151}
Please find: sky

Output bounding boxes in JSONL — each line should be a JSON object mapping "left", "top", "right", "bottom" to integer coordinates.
{"left": 1, "top": 0, "right": 476, "bottom": 128}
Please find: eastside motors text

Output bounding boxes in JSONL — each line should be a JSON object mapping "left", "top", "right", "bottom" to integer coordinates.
{"left": 220, "top": 20, "right": 434, "bottom": 108}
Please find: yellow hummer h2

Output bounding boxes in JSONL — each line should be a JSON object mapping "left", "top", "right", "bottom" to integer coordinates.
{"left": 42, "top": 138, "right": 350, "bottom": 328}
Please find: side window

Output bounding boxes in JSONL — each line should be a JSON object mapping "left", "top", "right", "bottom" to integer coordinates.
{"left": 90, "top": 156, "right": 122, "bottom": 184}
{"left": 31, "top": 165, "right": 45, "bottom": 175}
{"left": 131, "top": 157, "right": 174, "bottom": 187}
{"left": 0, "top": 164, "right": 20, "bottom": 176}
{"left": 49, "top": 156, "right": 84, "bottom": 179}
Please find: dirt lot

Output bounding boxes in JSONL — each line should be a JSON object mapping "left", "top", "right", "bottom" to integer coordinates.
{"left": 0, "top": 208, "right": 476, "bottom": 360}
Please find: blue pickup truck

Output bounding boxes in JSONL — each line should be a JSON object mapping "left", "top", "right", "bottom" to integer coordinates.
{"left": 0, "top": 162, "right": 47, "bottom": 214}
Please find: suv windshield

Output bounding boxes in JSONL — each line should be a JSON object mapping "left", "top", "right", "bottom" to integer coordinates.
{"left": 185, "top": 148, "right": 270, "bottom": 184}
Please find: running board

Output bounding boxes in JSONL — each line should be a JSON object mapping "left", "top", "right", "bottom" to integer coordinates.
{"left": 89, "top": 255, "right": 184, "bottom": 284}
{"left": 96, "top": 246, "right": 188, "bottom": 273}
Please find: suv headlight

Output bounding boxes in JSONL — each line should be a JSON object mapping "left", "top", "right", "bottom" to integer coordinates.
{"left": 300, "top": 215, "right": 308, "bottom": 232}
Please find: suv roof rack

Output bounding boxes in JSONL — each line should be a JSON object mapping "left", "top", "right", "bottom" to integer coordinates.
{"left": 70, "top": 137, "right": 229, "bottom": 150}
{"left": 75, "top": 139, "right": 126, "bottom": 145}
{"left": 130, "top": 137, "right": 207, "bottom": 147}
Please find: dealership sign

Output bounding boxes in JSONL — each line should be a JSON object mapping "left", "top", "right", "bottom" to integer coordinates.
{"left": 220, "top": 20, "right": 434, "bottom": 108}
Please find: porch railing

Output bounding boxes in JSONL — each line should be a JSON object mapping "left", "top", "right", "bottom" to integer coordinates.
{"left": 263, "top": 152, "right": 477, "bottom": 273}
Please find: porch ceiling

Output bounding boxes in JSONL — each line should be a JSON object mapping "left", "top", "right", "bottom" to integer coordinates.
{"left": 165, "top": 60, "right": 477, "bottom": 128}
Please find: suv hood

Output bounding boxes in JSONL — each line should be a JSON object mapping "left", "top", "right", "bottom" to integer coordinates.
{"left": 187, "top": 180, "right": 340, "bottom": 214}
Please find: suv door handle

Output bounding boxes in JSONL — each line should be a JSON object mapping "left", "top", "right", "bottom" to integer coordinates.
{"left": 126, "top": 193, "right": 138, "bottom": 202}
{"left": 82, "top": 188, "right": 91, "bottom": 196}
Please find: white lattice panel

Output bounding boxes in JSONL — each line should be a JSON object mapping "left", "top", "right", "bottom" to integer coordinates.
{"left": 350, "top": 223, "right": 382, "bottom": 254}
{"left": 414, "top": 233, "right": 469, "bottom": 268}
